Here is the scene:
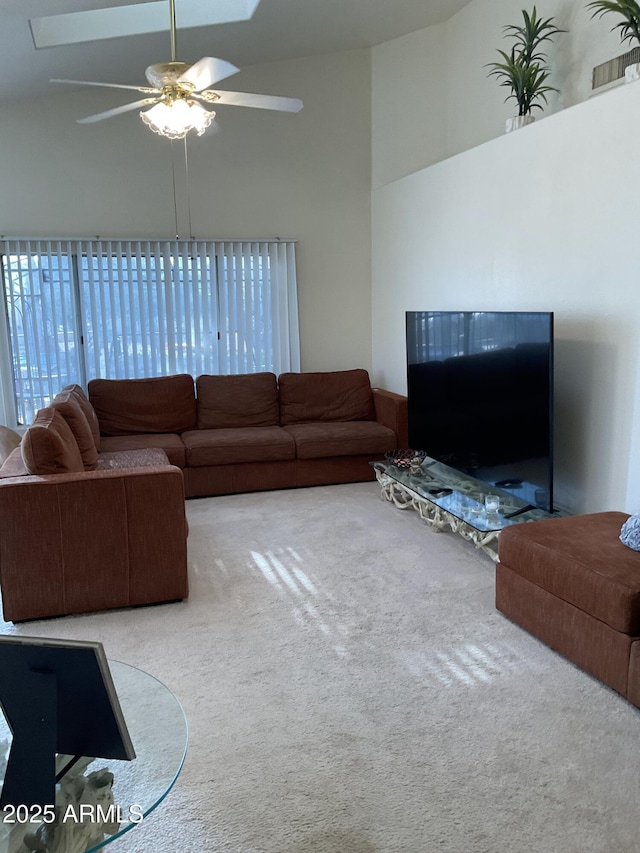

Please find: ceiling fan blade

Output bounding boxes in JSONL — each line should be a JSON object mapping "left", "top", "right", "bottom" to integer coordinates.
{"left": 51, "top": 78, "right": 160, "bottom": 95}
{"left": 207, "top": 90, "right": 303, "bottom": 112}
{"left": 178, "top": 57, "right": 239, "bottom": 92}
{"left": 77, "top": 98, "right": 160, "bottom": 125}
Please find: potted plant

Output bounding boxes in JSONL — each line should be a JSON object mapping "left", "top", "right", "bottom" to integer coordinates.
{"left": 586, "top": 0, "right": 640, "bottom": 81}
{"left": 486, "top": 7, "right": 565, "bottom": 132}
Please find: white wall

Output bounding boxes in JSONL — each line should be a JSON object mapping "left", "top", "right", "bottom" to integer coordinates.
{"left": 0, "top": 50, "right": 372, "bottom": 374}
{"left": 372, "top": 0, "right": 625, "bottom": 187}
{"left": 372, "top": 23, "right": 447, "bottom": 189}
{"left": 371, "top": 78, "right": 640, "bottom": 515}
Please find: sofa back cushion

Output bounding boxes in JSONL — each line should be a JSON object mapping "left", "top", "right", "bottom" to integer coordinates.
{"left": 51, "top": 392, "right": 99, "bottom": 470}
{"left": 196, "top": 373, "right": 279, "bottom": 429}
{"left": 21, "top": 408, "right": 84, "bottom": 474}
{"left": 278, "top": 369, "right": 375, "bottom": 425}
{"left": 88, "top": 375, "right": 197, "bottom": 436}
{"left": 62, "top": 384, "right": 101, "bottom": 451}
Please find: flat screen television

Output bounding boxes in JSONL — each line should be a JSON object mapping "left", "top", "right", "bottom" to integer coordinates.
{"left": 406, "top": 311, "right": 554, "bottom": 512}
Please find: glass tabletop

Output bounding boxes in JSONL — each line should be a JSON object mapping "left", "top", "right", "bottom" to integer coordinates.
{"left": 0, "top": 660, "right": 188, "bottom": 853}
{"left": 373, "top": 457, "right": 557, "bottom": 532}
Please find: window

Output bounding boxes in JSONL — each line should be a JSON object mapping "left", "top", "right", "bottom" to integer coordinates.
{"left": 0, "top": 239, "right": 299, "bottom": 426}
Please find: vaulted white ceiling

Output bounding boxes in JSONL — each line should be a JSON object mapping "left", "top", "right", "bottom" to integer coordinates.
{"left": 2, "top": 0, "right": 472, "bottom": 103}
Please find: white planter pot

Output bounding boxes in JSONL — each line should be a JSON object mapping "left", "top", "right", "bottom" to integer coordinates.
{"left": 505, "top": 114, "right": 535, "bottom": 133}
{"left": 625, "top": 62, "right": 640, "bottom": 83}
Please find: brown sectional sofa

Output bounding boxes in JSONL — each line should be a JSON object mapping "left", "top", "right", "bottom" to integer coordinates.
{"left": 88, "top": 369, "right": 407, "bottom": 497}
{"left": 496, "top": 512, "right": 640, "bottom": 708}
{"left": 0, "top": 380, "right": 189, "bottom": 622}
{"left": 0, "top": 369, "right": 406, "bottom": 622}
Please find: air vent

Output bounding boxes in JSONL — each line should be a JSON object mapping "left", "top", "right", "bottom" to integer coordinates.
{"left": 592, "top": 47, "right": 640, "bottom": 90}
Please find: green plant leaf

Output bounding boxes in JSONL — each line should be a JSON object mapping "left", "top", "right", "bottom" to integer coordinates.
{"left": 486, "top": 6, "right": 564, "bottom": 116}
{"left": 587, "top": 0, "right": 640, "bottom": 46}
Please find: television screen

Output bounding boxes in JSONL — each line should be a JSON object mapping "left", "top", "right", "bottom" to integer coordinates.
{"left": 406, "top": 311, "right": 554, "bottom": 512}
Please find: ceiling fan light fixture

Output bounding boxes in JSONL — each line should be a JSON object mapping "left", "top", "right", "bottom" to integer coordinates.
{"left": 140, "top": 99, "right": 215, "bottom": 139}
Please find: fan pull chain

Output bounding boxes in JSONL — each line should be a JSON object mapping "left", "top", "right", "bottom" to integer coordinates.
{"left": 169, "top": 139, "right": 194, "bottom": 239}
{"left": 183, "top": 136, "right": 194, "bottom": 240}
{"left": 170, "top": 139, "right": 180, "bottom": 239}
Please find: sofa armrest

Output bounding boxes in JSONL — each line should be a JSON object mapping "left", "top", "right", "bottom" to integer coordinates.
{"left": 0, "top": 465, "right": 188, "bottom": 621}
{"left": 372, "top": 388, "right": 408, "bottom": 448}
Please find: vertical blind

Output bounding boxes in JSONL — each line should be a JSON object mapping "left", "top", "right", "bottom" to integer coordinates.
{"left": 0, "top": 239, "right": 299, "bottom": 426}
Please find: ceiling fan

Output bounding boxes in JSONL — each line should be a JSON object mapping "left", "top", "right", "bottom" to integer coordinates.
{"left": 51, "top": 0, "right": 303, "bottom": 140}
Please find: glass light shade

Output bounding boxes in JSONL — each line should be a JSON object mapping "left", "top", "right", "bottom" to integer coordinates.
{"left": 140, "top": 100, "right": 215, "bottom": 139}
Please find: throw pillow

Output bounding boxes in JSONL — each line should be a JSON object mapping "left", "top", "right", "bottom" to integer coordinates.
{"left": 21, "top": 408, "right": 84, "bottom": 475}
{"left": 620, "top": 514, "right": 640, "bottom": 551}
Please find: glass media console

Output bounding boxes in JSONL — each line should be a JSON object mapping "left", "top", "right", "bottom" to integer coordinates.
{"left": 372, "top": 457, "right": 561, "bottom": 561}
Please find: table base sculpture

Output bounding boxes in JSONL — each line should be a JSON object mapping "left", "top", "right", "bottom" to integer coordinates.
{"left": 375, "top": 466, "right": 502, "bottom": 561}
{"left": 16, "top": 757, "right": 118, "bottom": 853}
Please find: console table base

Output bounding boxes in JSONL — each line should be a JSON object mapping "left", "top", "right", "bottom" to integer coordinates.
{"left": 375, "top": 469, "right": 501, "bottom": 561}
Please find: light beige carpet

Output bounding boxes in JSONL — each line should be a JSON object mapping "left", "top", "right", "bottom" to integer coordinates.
{"left": 2, "top": 482, "right": 640, "bottom": 852}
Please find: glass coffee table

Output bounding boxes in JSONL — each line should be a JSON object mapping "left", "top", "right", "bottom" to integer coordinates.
{"left": 0, "top": 660, "right": 188, "bottom": 853}
{"left": 372, "top": 456, "right": 560, "bottom": 561}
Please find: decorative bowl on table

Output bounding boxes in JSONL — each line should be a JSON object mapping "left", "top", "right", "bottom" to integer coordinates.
{"left": 384, "top": 450, "right": 429, "bottom": 474}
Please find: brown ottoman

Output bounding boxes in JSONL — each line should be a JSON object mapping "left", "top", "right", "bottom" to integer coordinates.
{"left": 496, "top": 511, "right": 640, "bottom": 707}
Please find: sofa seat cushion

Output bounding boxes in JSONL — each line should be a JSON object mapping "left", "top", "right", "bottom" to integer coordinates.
{"left": 88, "top": 374, "right": 196, "bottom": 435}
{"left": 99, "top": 434, "right": 186, "bottom": 468}
{"left": 51, "top": 391, "right": 99, "bottom": 470}
{"left": 498, "top": 511, "right": 640, "bottom": 635}
{"left": 283, "top": 421, "right": 397, "bottom": 460}
{"left": 182, "top": 427, "right": 295, "bottom": 467}
{"left": 96, "top": 448, "right": 170, "bottom": 470}
{"left": 21, "top": 408, "right": 84, "bottom": 474}
{"left": 278, "top": 369, "right": 375, "bottom": 425}
{"left": 196, "top": 372, "right": 279, "bottom": 428}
